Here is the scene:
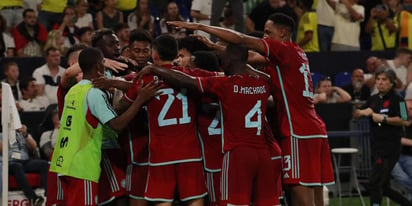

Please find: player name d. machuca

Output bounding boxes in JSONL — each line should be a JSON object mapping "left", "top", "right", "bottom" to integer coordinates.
{"left": 233, "top": 85, "right": 267, "bottom": 95}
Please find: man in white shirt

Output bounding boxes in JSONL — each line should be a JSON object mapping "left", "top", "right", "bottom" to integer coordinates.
{"left": 18, "top": 77, "right": 49, "bottom": 111}
{"left": 190, "top": 0, "right": 212, "bottom": 38}
{"left": 32, "top": 47, "right": 65, "bottom": 104}
{"left": 386, "top": 48, "right": 412, "bottom": 89}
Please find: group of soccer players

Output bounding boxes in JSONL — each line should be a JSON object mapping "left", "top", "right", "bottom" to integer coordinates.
{"left": 48, "top": 13, "right": 334, "bottom": 206}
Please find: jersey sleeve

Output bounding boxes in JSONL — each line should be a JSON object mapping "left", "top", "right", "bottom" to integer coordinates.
{"left": 196, "top": 76, "right": 226, "bottom": 97}
{"left": 123, "top": 78, "right": 139, "bottom": 103}
{"left": 178, "top": 67, "right": 218, "bottom": 77}
{"left": 261, "top": 38, "right": 289, "bottom": 66}
{"left": 87, "top": 88, "right": 117, "bottom": 124}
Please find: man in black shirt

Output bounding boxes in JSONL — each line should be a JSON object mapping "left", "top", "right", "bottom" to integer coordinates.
{"left": 354, "top": 67, "right": 411, "bottom": 206}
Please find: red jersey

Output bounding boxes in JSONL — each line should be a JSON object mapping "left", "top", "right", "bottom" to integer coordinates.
{"left": 196, "top": 74, "right": 270, "bottom": 152}
{"left": 124, "top": 64, "right": 216, "bottom": 165}
{"left": 262, "top": 39, "right": 327, "bottom": 138}
{"left": 197, "top": 96, "right": 223, "bottom": 172}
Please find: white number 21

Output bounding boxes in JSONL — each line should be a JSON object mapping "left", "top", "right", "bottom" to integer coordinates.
{"left": 157, "top": 88, "right": 191, "bottom": 127}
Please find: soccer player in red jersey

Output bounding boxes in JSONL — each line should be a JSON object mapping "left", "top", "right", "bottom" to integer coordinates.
{"left": 136, "top": 43, "right": 278, "bottom": 205}
{"left": 168, "top": 13, "right": 335, "bottom": 206}
{"left": 122, "top": 34, "right": 218, "bottom": 205}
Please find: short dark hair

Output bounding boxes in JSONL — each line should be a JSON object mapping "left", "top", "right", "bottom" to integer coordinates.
{"left": 375, "top": 66, "right": 397, "bottom": 88}
{"left": 129, "top": 29, "right": 152, "bottom": 44}
{"left": 225, "top": 43, "right": 248, "bottom": 63}
{"left": 300, "top": 0, "right": 314, "bottom": 10}
{"left": 0, "top": 14, "right": 6, "bottom": 32}
{"left": 395, "top": 47, "right": 412, "bottom": 57}
{"left": 78, "top": 48, "right": 104, "bottom": 74}
{"left": 92, "top": 29, "right": 115, "bottom": 47}
{"left": 78, "top": 26, "right": 93, "bottom": 37}
{"left": 2, "top": 61, "right": 18, "bottom": 73}
{"left": 113, "top": 23, "right": 129, "bottom": 33}
{"left": 45, "top": 47, "right": 59, "bottom": 56}
{"left": 23, "top": 8, "right": 35, "bottom": 18}
{"left": 267, "top": 13, "right": 296, "bottom": 33}
{"left": 65, "top": 44, "right": 88, "bottom": 60}
{"left": 19, "top": 76, "right": 36, "bottom": 91}
{"left": 193, "top": 51, "right": 219, "bottom": 72}
{"left": 178, "top": 36, "right": 210, "bottom": 54}
{"left": 152, "top": 34, "right": 178, "bottom": 61}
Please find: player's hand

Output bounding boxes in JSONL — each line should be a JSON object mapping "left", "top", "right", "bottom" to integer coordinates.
{"left": 104, "top": 58, "right": 127, "bottom": 73}
{"left": 118, "top": 56, "right": 138, "bottom": 67}
{"left": 135, "top": 65, "right": 154, "bottom": 82}
{"left": 190, "top": 34, "right": 215, "bottom": 49}
{"left": 92, "top": 76, "right": 112, "bottom": 90}
{"left": 167, "top": 21, "right": 198, "bottom": 30}
{"left": 135, "top": 80, "right": 162, "bottom": 104}
{"left": 372, "top": 113, "right": 384, "bottom": 123}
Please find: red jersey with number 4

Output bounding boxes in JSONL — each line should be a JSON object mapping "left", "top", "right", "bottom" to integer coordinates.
{"left": 124, "top": 64, "right": 216, "bottom": 165}
{"left": 196, "top": 74, "right": 270, "bottom": 152}
{"left": 262, "top": 39, "right": 327, "bottom": 138}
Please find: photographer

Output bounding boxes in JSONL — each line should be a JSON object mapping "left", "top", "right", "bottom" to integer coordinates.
{"left": 365, "top": 3, "right": 398, "bottom": 51}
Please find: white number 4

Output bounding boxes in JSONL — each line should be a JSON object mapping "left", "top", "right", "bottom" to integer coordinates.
{"left": 245, "top": 100, "right": 262, "bottom": 135}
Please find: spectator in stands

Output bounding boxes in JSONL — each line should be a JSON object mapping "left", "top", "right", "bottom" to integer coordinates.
{"left": 329, "top": 0, "right": 365, "bottom": 51}
{"left": 116, "top": 0, "right": 137, "bottom": 22}
{"left": 365, "top": 3, "right": 398, "bottom": 51}
{"left": 0, "top": 0, "right": 24, "bottom": 30}
{"left": 32, "top": 47, "right": 65, "bottom": 105}
{"left": 78, "top": 26, "right": 93, "bottom": 47}
{"left": 342, "top": 68, "right": 371, "bottom": 102}
{"left": 296, "top": 0, "right": 319, "bottom": 52}
{"left": 159, "top": 1, "right": 186, "bottom": 39}
{"left": 399, "top": 0, "right": 412, "bottom": 49}
{"left": 18, "top": 77, "right": 49, "bottom": 111}
{"left": 365, "top": 56, "right": 385, "bottom": 95}
{"left": 391, "top": 95, "right": 412, "bottom": 201}
{"left": 54, "top": 6, "right": 80, "bottom": 50}
{"left": 245, "top": 0, "right": 297, "bottom": 33}
{"left": 317, "top": 0, "right": 336, "bottom": 51}
{"left": 211, "top": 0, "right": 244, "bottom": 35}
{"left": 37, "top": 0, "right": 67, "bottom": 31}
{"left": 39, "top": 110, "right": 59, "bottom": 159}
{"left": 114, "top": 23, "right": 129, "bottom": 49}
{"left": 0, "top": 14, "right": 15, "bottom": 57}
{"left": 12, "top": 9, "right": 48, "bottom": 57}
{"left": 387, "top": 48, "right": 412, "bottom": 89}
{"left": 314, "top": 76, "right": 352, "bottom": 103}
{"left": 127, "top": 0, "right": 154, "bottom": 36}
{"left": 219, "top": 4, "right": 235, "bottom": 30}
{"left": 75, "top": 0, "right": 94, "bottom": 29}
{"left": 2, "top": 61, "right": 22, "bottom": 101}
{"left": 190, "top": 0, "right": 212, "bottom": 38}
{"left": 96, "top": 0, "right": 124, "bottom": 30}
{"left": 354, "top": 67, "right": 411, "bottom": 206}
{"left": 43, "top": 30, "right": 65, "bottom": 54}
{"left": 0, "top": 124, "right": 47, "bottom": 206}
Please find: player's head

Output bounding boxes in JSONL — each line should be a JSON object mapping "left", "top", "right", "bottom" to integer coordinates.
{"left": 129, "top": 29, "right": 152, "bottom": 66}
{"left": 264, "top": 13, "right": 295, "bottom": 41}
{"left": 152, "top": 34, "right": 178, "bottom": 65}
{"left": 193, "top": 51, "right": 219, "bottom": 72}
{"left": 92, "top": 29, "right": 120, "bottom": 59}
{"left": 221, "top": 43, "right": 248, "bottom": 74}
{"left": 78, "top": 48, "right": 105, "bottom": 79}
{"left": 65, "top": 44, "right": 88, "bottom": 66}
{"left": 175, "top": 36, "right": 210, "bottom": 68}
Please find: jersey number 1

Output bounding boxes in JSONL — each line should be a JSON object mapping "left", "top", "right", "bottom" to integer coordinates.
{"left": 157, "top": 88, "right": 191, "bottom": 127}
{"left": 299, "top": 63, "right": 313, "bottom": 98}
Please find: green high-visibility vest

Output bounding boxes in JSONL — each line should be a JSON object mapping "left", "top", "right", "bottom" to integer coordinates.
{"left": 50, "top": 82, "right": 103, "bottom": 182}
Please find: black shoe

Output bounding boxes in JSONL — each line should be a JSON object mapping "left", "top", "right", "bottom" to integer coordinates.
{"left": 32, "top": 196, "right": 44, "bottom": 206}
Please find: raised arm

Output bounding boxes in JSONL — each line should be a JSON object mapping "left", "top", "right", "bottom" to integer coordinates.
{"left": 137, "top": 65, "right": 198, "bottom": 90}
{"left": 168, "top": 21, "right": 266, "bottom": 54}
